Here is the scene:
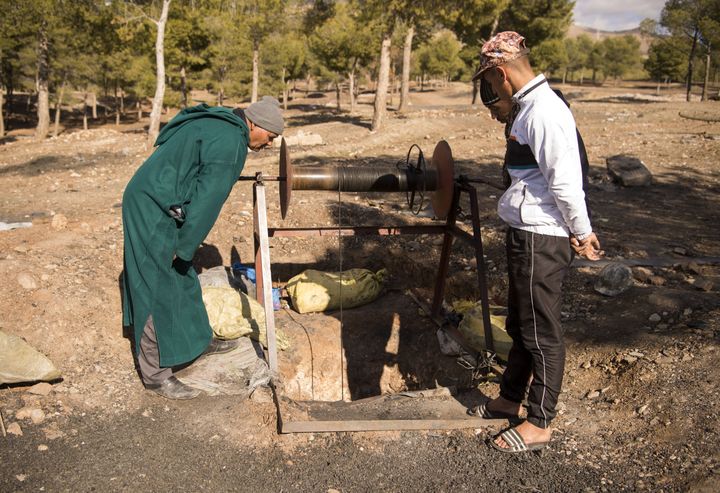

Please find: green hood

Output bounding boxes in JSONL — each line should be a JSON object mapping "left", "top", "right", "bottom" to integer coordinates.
{"left": 155, "top": 104, "right": 248, "bottom": 146}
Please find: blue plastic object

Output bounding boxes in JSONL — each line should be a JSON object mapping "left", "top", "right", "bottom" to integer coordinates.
{"left": 232, "top": 262, "right": 256, "bottom": 283}
{"left": 272, "top": 288, "right": 282, "bottom": 311}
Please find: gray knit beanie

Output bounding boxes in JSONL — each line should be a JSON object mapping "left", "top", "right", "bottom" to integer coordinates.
{"left": 245, "top": 96, "right": 284, "bottom": 135}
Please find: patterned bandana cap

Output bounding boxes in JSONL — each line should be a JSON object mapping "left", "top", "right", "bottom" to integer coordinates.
{"left": 472, "top": 31, "right": 530, "bottom": 81}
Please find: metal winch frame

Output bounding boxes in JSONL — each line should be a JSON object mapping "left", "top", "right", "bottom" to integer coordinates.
{"left": 241, "top": 138, "right": 497, "bottom": 433}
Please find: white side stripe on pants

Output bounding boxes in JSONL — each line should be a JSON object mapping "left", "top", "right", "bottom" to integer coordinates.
{"left": 529, "top": 233, "right": 549, "bottom": 428}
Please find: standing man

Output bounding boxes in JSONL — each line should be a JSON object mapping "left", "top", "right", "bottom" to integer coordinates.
{"left": 122, "top": 96, "right": 284, "bottom": 399}
{"left": 470, "top": 32, "right": 601, "bottom": 452}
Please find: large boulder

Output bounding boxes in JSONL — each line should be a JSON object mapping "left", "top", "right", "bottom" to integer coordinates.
{"left": 606, "top": 155, "right": 652, "bottom": 187}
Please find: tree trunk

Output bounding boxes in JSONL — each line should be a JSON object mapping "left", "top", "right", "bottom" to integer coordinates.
{"left": 0, "top": 85, "right": 4, "bottom": 137}
{"left": 35, "top": 21, "right": 51, "bottom": 141}
{"left": 371, "top": 33, "right": 392, "bottom": 132}
{"left": 148, "top": 0, "right": 171, "bottom": 145}
{"left": 251, "top": 45, "right": 259, "bottom": 103}
{"left": 399, "top": 25, "right": 414, "bottom": 112}
{"left": 91, "top": 92, "right": 97, "bottom": 119}
{"left": 115, "top": 83, "right": 121, "bottom": 126}
{"left": 349, "top": 67, "right": 356, "bottom": 113}
{"left": 83, "top": 93, "right": 88, "bottom": 130}
{"left": 218, "top": 87, "right": 224, "bottom": 106}
{"left": 335, "top": 80, "right": 341, "bottom": 113}
{"left": 180, "top": 66, "right": 187, "bottom": 107}
{"left": 281, "top": 67, "right": 287, "bottom": 110}
{"left": 702, "top": 43, "right": 711, "bottom": 102}
{"left": 53, "top": 78, "right": 67, "bottom": 137}
{"left": 562, "top": 69, "right": 567, "bottom": 85}
{"left": 686, "top": 27, "right": 699, "bottom": 102}
{"left": 490, "top": 12, "right": 500, "bottom": 37}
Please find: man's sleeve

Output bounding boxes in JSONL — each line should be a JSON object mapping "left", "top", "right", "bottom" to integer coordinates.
{"left": 526, "top": 112, "right": 592, "bottom": 236}
{"left": 174, "top": 160, "right": 238, "bottom": 261}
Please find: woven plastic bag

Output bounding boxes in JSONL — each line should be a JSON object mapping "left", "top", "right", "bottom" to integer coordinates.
{"left": 457, "top": 303, "right": 513, "bottom": 362}
{"left": 201, "top": 286, "right": 290, "bottom": 350}
{"left": 0, "top": 330, "right": 61, "bottom": 384}
{"left": 286, "top": 268, "right": 387, "bottom": 314}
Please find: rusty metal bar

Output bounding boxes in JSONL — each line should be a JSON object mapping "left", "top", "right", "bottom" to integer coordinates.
{"left": 268, "top": 225, "right": 447, "bottom": 237}
{"left": 431, "top": 184, "right": 460, "bottom": 317}
{"left": 281, "top": 418, "right": 485, "bottom": 433}
{"left": 462, "top": 183, "right": 495, "bottom": 355}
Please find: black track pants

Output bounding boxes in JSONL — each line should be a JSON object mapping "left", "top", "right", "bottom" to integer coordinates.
{"left": 500, "top": 228, "right": 572, "bottom": 429}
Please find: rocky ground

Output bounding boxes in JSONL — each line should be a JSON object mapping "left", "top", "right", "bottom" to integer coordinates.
{"left": 1, "top": 82, "right": 719, "bottom": 492}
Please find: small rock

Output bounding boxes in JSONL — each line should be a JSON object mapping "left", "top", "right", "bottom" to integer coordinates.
{"left": 655, "top": 355, "right": 673, "bottom": 365}
{"left": 673, "top": 247, "right": 687, "bottom": 256}
{"left": 37, "top": 444, "right": 48, "bottom": 451}
{"left": 628, "top": 351, "right": 645, "bottom": 358}
{"left": 648, "top": 275, "right": 666, "bottom": 286}
{"left": 27, "top": 382, "right": 53, "bottom": 396}
{"left": 637, "top": 404, "right": 649, "bottom": 415}
{"left": 657, "top": 323, "right": 668, "bottom": 330}
{"left": 16, "top": 474, "right": 27, "bottom": 482}
{"left": 581, "top": 361, "right": 592, "bottom": 369}
{"left": 6, "top": 422, "right": 23, "bottom": 436}
{"left": 622, "top": 355, "right": 638, "bottom": 364}
{"left": 633, "top": 267, "right": 653, "bottom": 282}
{"left": 16, "top": 407, "right": 45, "bottom": 424}
{"left": 14, "top": 244, "right": 29, "bottom": 253}
{"left": 594, "top": 263, "right": 633, "bottom": 296}
{"left": 686, "top": 262, "right": 703, "bottom": 275}
{"left": 648, "top": 313, "right": 661, "bottom": 323}
{"left": 606, "top": 155, "right": 652, "bottom": 187}
{"left": 692, "top": 277, "right": 714, "bottom": 292}
{"left": 51, "top": 214, "right": 68, "bottom": 231}
{"left": 586, "top": 390, "right": 600, "bottom": 400}
{"left": 683, "top": 308, "right": 693, "bottom": 316}
{"left": 17, "top": 273, "right": 38, "bottom": 290}
{"left": 406, "top": 241, "right": 420, "bottom": 251}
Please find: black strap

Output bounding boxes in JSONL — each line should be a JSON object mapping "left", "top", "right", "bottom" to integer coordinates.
{"left": 515, "top": 78, "right": 548, "bottom": 101}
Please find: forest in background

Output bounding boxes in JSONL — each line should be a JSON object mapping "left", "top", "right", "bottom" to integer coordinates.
{"left": 0, "top": 0, "right": 718, "bottom": 143}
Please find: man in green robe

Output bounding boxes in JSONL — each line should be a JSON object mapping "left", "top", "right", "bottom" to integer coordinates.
{"left": 122, "top": 96, "right": 284, "bottom": 399}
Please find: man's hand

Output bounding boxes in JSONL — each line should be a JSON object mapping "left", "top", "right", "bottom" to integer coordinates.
{"left": 570, "top": 233, "right": 603, "bottom": 261}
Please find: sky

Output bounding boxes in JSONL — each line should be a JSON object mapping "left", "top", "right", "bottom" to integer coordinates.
{"left": 573, "top": 0, "right": 667, "bottom": 31}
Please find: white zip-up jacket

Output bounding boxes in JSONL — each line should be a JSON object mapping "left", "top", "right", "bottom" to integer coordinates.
{"left": 497, "top": 74, "right": 592, "bottom": 238}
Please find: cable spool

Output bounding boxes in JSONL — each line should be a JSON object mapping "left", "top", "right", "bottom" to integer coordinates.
{"left": 278, "top": 139, "right": 454, "bottom": 220}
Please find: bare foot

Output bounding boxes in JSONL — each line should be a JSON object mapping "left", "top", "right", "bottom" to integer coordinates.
{"left": 493, "top": 420, "right": 552, "bottom": 449}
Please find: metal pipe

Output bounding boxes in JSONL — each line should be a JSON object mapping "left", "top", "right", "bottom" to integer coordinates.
{"left": 291, "top": 166, "right": 439, "bottom": 192}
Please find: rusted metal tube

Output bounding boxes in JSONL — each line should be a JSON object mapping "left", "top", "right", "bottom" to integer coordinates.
{"left": 291, "top": 167, "right": 439, "bottom": 192}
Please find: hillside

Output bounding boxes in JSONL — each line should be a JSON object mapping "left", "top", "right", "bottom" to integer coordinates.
{"left": 568, "top": 24, "right": 651, "bottom": 55}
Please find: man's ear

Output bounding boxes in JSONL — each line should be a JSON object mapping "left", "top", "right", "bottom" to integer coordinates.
{"left": 495, "top": 66, "right": 507, "bottom": 83}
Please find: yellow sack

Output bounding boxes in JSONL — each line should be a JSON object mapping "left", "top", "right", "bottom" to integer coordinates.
{"left": 457, "top": 303, "right": 513, "bottom": 361}
{"left": 201, "top": 286, "right": 290, "bottom": 350}
{"left": 286, "top": 268, "right": 387, "bottom": 314}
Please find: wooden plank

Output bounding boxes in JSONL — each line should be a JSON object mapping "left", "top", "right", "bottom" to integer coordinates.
{"left": 253, "top": 183, "right": 278, "bottom": 374}
{"left": 281, "top": 418, "right": 485, "bottom": 433}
